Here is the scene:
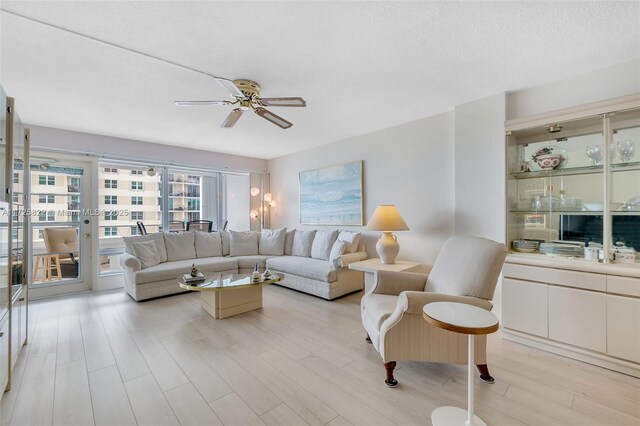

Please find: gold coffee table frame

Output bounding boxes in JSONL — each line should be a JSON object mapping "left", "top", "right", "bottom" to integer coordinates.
{"left": 178, "top": 273, "right": 283, "bottom": 319}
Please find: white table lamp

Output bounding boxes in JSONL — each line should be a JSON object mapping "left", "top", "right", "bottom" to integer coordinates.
{"left": 366, "top": 205, "right": 409, "bottom": 264}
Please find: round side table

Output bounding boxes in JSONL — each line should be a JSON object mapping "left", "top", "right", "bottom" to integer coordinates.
{"left": 423, "top": 302, "right": 499, "bottom": 426}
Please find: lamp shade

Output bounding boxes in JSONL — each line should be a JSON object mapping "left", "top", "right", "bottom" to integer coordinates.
{"left": 366, "top": 205, "right": 409, "bottom": 231}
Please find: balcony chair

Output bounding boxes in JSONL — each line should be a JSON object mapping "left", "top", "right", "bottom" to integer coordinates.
{"left": 41, "top": 227, "right": 80, "bottom": 279}
{"left": 186, "top": 220, "right": 213, "bottom": 232}
{"left": 136, "top": 221, "right": 148, "bottom": 235}
{"left": 360, "top": 236, "right": 507, "bottom": 387}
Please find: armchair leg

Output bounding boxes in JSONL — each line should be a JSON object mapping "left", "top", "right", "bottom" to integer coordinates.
{"left": 365, "top": 334, "right": 372, "bottom": 344}
{"left": 476, "top": 364, "right": 494, "bottom": 384}
{"left": 383, "top": 361, "right": 398, "bottom": 388}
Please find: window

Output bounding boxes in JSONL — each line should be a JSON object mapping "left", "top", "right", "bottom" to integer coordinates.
{"left": 12, "top": 193, "right": 19, "bottom": 203}
{"left": 104, "top": 211, "right": 118, "bottom": 221}
{"left": 104, "top": 227, "right": 118, "bottom": 236}
{"left": 130, "top": 226, "right": 141, "bottom": 236}
{"left": 104, "top": 167, "right": 118, "bottom": 173}
{"left": 131, "top": 170, "right": 143, "bottom": 175}
{"left": 38, "top": 194, "right": 55, "bottom": 203}
{"left": 131, "top": 181, "right": 143, "bottom": 190}
{"left": 38, "top": 175, "right": 55, "bottom": 185}
{"left": 131, "top": 196, "right": 143, "bottom": 205}
{"left": 38, "top": 211, "right": 55, "bottom": 222}
{"left": 13, "top": 173, "right": 19, "bottom": 184}
{"left": 104, "top": 195, "right": 117, "bottom": 205}
{"left": 131, "top": 211, "right": 143, "bottom": 221}
{"left": 38, "top": 230, "right": 44, "bottom": 240}
{"left": 104, "top": 179, "right": 118, "bottom": 189}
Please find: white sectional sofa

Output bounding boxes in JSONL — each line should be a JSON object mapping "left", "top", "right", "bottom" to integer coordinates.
{"left": 119, "top": 228, "right": 367, "bottom": 301}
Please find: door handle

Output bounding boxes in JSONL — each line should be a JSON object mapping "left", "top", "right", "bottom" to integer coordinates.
{"left": 83, "top": 233, "right": 91, "bottom": 239}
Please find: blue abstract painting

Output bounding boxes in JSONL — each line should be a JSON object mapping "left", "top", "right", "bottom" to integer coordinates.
{"left": 299, "top": 161, "right": 363, "bottom": 225}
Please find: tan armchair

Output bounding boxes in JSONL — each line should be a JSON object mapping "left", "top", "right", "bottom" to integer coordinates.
{"left": 361, "top": 236, "right": 507, "bottom": 387}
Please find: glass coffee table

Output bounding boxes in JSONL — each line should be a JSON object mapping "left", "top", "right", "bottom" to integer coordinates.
{"left": 178, "top": 272, "right": 283, "bottom": 319}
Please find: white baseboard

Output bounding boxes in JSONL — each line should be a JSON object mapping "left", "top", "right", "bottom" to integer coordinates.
{"left": 502, "top": 328, "right": 640, "bottom": 378}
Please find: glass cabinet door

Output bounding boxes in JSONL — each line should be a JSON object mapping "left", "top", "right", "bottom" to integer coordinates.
{"left": 11, "top": 110, "right": 25, "bottom": 297}
{"left": 609, "top": 108, "right": 640, "bottom": 260}
{"left": 0, "top": 91, "right": 8, "bottom": 317}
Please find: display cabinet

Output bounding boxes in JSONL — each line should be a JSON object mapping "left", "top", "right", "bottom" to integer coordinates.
{"left": 503, "top": 94, "right": 640, "bottom": 377}
{"left": 507, "top": 103, "right": 640, "bottom": 263}
{"left": 0, "top": 89, "right": 30, "bottom": 396}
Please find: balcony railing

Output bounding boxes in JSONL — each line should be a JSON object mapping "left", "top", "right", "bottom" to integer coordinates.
{"left": 67, "top": 185, "right": 80, "bottom": 193}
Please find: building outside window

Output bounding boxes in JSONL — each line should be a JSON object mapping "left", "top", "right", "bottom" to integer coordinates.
{"left": 104, "top": 195, "right": 117, "bottom": 204}
{"left": 131, "top": 181, "right": 143, "bottom": 190}
{"left": 131, "top": 170, "right": 143, "bottom": 175}
{"left": 104, "top": 227, "right": 118, "bottom": 236}
{"left": 104, "top": 167, "right": 118, "bottom": 173}
{"left": 38, "top": 194, "right": 55, "bottom": 203}
{"left": 104, "top": 179, "right": 117, "bottom": 189}
{"left": 38, "top": 175, "right": 55, "bottom": 185}
{"left": 104, "top": 211, "right": 118, "bottom": 221}
{"left": 13, "top": 173, "right": 19, "bottom": 184}
{"left": 131, "top": 196, "right": 143, "bottom": 205}
{"left": 131, "top": 211, "right": 143, "bottom": 221}
{"left": 38, "top": 211, "right": 55, "bottom": 222}
{"left": 130, "top": 226, "right": 141, "bottom": 236}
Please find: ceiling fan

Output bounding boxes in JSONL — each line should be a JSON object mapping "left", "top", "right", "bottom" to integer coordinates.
{"left": 175, "top": 77, "right": 306, "bottom": 129}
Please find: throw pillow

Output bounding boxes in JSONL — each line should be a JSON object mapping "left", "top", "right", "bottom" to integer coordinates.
{"left": 163, "top": 231, "right": 196, "bottom": 261}
{"left": 329, "top": 239, "right": 349, "bottom": 268}
{"left": 195, "top": 231, "right": 223, "bottom": 258}
{"left": 220, "top": 230, "right": 231, "bottom": 256}
{"left": 230, "top": 230, "right": 259, "bottom": 256}
{"left": 338, "top": 231, "right": 361, "bottom": 253}
{"left": 259, "top": 228, "right": 286, "bottom": 255}
{"left": 124, "top": 233, "right": 167, "bottom": 263}
{"left": 291, "top": 230, "right": 316, "bottom": 257}
{"left": 311, "top": 230, "right": 339, "bottom": 260}
{"left": 284, "top": 229, "right": 295, "bottom": 255}
{"left": 132, "top": 240, "right": 161, "bottom": 269}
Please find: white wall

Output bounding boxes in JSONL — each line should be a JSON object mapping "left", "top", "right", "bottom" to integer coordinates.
{"left": 454, "top": 93, "right": 507, "bottom": 241}
{"left": 507, "top": 59, "right": 640, "bottom": 120}
{"left": 268, "top": 112, "right": 455, "bottom": 266}
{"left": 28, "top": 125, "right": 268, "bottom": 173}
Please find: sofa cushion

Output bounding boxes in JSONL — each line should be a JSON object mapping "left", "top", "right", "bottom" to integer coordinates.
{"left": 134, "top": 257, "right": 238, "bottom": 285}
{"left": 311, "top": 230, "right": 338, "bottom": 261}
{"left": 266, "top": 256, "right": 336, "bottom": 282}
{"left": 362, "top": 294, "right": 398, "bottom": 330}
{"left": 284, "top": 229, "right": 295, "bottom": 255}
{"left": 291, "top": 230, "right": 316, "bottom": 257}
{"left": 329, "top": 240, "right": 349, "bottom": 267}
{"left": 338, "top": 231, "right": 361, "bottom": 254}
{"left": 195, "top": 231, "right": 223, "bottom": 258}
{"left": 259, "top": 228, "right": 286, "bottom": 255}
{"left": 124, "top": 233, "right": 167, "bottom": 263}
{"left": 164, "top": 231, "right": 196, "bottom": 261}
{"left": 230, "top": 231, "right": 259, "bottom": 256}
{"left": 220, "top": 230, "right": 231, "bottom": 256}
{"left": 234, "top": 255, "right": 272, "bottom": 270}
{"left": 131, "top": 240, "right": 161, "bottom": 269}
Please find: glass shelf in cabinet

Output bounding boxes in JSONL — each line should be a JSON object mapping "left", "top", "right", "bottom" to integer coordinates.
{"left": 610, "top": 160, "right": 640, "bottom": 173}
{"left": 509, "top": 209, "right": 603, "bottom": 215}
{"left": 511, "top": 165, "right": 604, "bottom": 179}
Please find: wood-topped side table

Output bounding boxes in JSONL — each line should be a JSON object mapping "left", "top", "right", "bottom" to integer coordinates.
{"left": 423, "top": 302, "right": 499, "bottom": 426}
{"left": 348, "top": 258, "right": 421, "bottom": 292}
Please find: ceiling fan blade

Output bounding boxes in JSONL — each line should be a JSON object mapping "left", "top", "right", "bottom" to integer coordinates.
{"left": 213, "top": 77, "right": 246, "bottom": 98}
{"left": 254, "top": 107, "right": 293, "bottom": 129}
{"left": 174, "top": 100, "right": 231, "bottom": 106}
{"left": 258, "top": 97, "right": 306, "bottom": 107}
{"left": 221, "top": 108, "right": 244, "bottom": 128}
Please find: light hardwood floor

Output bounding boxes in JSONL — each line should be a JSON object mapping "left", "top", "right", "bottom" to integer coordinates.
{"left": 1, "top": 285, "right": 639, "bottom": 426}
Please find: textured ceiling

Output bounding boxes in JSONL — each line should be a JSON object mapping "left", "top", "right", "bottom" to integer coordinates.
{"left": 1, "top": 1, "right": 638, "bottom": 159}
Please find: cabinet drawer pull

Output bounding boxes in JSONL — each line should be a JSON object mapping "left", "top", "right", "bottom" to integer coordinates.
{"left": 18, "top": 298, "right": 25, "bottom": 302}
{"left": 0, "top": 332, "right": 3, "bottom": 337}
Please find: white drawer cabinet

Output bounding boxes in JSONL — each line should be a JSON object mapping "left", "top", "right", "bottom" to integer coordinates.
{"left": 607, "top": 295, "right": 640, "bottom": 363}
{"left": 502, "top": 278, "right": 548, "bottom": 337}
{"left": 548, "top": 286, "right": 607, "bottom": 353}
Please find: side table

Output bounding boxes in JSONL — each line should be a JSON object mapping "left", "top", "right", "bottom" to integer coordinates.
{"left": 348, "top": 258, "right": 421, "bottom": 292}
{"left": 423, "top": 302, "right": 499, "bottom": 426}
